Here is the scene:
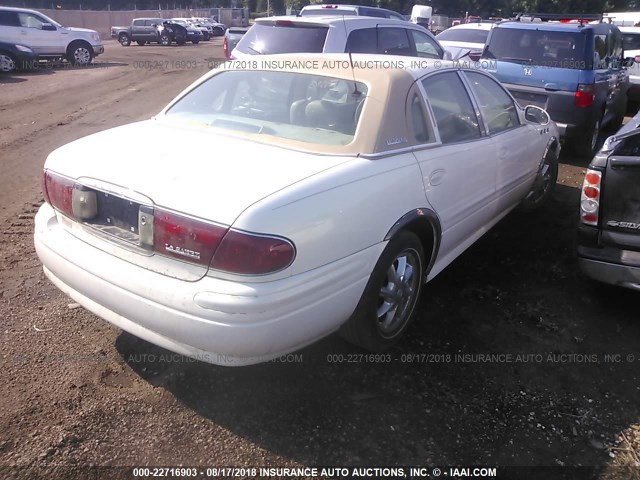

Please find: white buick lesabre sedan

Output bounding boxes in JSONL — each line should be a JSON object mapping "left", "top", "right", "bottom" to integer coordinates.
{"left": 34, "top": 54, "right": 560, "bottom": 366}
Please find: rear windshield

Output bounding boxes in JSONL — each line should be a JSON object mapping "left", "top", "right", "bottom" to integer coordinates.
{"left": 165, "top": 70, "right": 368, "bottom": 147}
{"left": 236, "top": 23, "right": 329, "bottom": 54}
{"left": 436, "top": 28, "right": 489, "bottom": 44}
{"left": 485, "top": 28, "right": 588, "bottom": 69}
{"left": 622, "top": 32, "right": 640, "bottom": 51}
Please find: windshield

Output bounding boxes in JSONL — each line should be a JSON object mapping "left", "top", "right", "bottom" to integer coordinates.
{"left": 436, "top": 28, "right": 489, "bottom": 44}
{"left": 485, "top": 28, "right": 588, "bottom": 69}
{"left": 236, "top": 23, "right": 328, "bottom": 55}
{"left": 165, "top": 70, "right": 368, "bottom": 146}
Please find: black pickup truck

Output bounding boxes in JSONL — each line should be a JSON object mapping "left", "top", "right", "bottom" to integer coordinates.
{"left": 111, "top": 18, "right": 186, "bottom": 46}
{"left": 578, "top": 111, "right": 640, "bottom": 290}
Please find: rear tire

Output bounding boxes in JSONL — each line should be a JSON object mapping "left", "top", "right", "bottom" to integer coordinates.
{"left": 574, "top": 116, "right": 601, "bottom": 158}
{"left": 339, "top": 231, "right": 425, "bottom": 351}
{"left": 119, "top": 33, "right": 131, "bottom": 46}
{"left": 192, "top": 39, "right": 200, "bottom": 44}
{"left": 213, "top": 26, "right": 224, "bottom": 36}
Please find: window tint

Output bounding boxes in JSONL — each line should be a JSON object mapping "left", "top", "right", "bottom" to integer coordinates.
{"left": 422, "top": 72, "right": 481, "bottom": 144}
{"left": 236, "top": 23, "right": 328, "bottom": 54}
{"left": 465, "top": 72, "right": 520, "bottom": 134}
{"left": 18, "top": 13, "right": 45, "bottom": 29}
{"left": 486, "top": 28, "right": 588, "bottom": 69}
{"left": 410, "top": 94, "right": 433, "bottom": 143}
{"left": 378, "top": 27, "right": 412, "bottom": 56}
{"left": 436, "top": 28, "right": 489, "bottom": 44}
{"left": 0, "top": 10, "right": 20, "bottom": 27}
{"left": 410, "top": 29, "right": 443, "bottom": 58}
{"left": 133, "top": 19, "right": 144, "bottom": 26}
{"left": 145, "top": 19, "right": 161, "bottom": 26}
{"left": 345, "top": 28, "right": 377, "bottom": 54}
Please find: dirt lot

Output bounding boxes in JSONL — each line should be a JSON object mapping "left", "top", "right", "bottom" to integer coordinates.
{"left": 1, "top": 40, "right": 640, "bottom": 480}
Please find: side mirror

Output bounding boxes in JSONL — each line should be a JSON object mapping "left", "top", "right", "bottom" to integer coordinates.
{"left": 443, "top": 50, "right": 452, "bottom": 61}
{"left": 41, "top": 23, "right": 57, "bottom": 31}
{"left": 624, "top": 56, "right": 638, "bottom": 67}
{"left": 524, "top": 105, "right": 550, "bottom": 125}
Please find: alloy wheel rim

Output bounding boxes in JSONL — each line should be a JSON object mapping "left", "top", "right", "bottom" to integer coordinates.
{"left": 0, "top": 54, "right": 15, "bottom": 72}
{"left": 74, "top": 48, "right": 90, "bottom": 64}
{"left": 376, "top": 249, "right": 420, "bottom": 338}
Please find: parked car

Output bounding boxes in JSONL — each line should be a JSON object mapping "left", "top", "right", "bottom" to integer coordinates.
{"left": 577, "top": 110, "right": 640, "bottom": 290}
{"left": 482, "top": 17, "right": 630, "bottom": 157}
{"left": 436, "top": 22, "right": 493, "bottom": 60}
{"left": 0, "top": 6, "right": 103, "bottom": 66}
{"left": 0, "top": 40, "right": 37, "bottom": 72}
{"left": 111, "top": 18, "right": 169, "bottom": 46}
{"left": 34, "top": 54, "right": 559, "bottom": 365}
{"left": 299, "top": 4, "right": 406, "bottom": 21}
{"left": 223, "top": 26, "right": 248, "bottom": 59}
{"left": 173, "top": 18, "right": 210, "bottom": 41}
{"left": 191, "top": 17, "right": 226, "bottom": 36}
{"left": 620, "top": 26, "right": 640, "bottom": 108}
{"left": 167, "top": 18, "right": 204, "bottom": 44}
{"left": 232, "top": 17, "right": 446, "bottom": 60}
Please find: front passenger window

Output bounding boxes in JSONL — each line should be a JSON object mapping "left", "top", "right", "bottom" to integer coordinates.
{"left": 18, "top": 13, "right": 45, "bottom": 29}
{"left": 422, "top": 72, "right": 481, "bottom": 144}
{"left": 465, "top": 72, "right": 520, "bottom": 135}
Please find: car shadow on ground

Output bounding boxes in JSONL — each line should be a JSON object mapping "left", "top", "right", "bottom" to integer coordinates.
{"left": 0, "top": 75, "right": 27, "bottom": 84}
{"left": 116, "top": 182, "right": 640, "bottom": 470}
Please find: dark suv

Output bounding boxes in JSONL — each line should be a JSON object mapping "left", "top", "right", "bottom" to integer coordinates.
{"left": 482, "top": 17, "right": 630, "bottom": 157}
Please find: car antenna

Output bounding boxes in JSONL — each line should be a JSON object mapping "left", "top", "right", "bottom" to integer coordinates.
{"left": 341, "top": 16, "right": 362, "bottom": 96}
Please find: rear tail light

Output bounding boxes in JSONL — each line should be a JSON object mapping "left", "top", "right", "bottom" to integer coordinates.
{"left": 43, "top": 170, "right": 74, "bottom": 218}
{"left": 580, "top": 169, "right": 602, "bottom": 226}
{"left": 468, "top": 50, "right": 482, "bottom": 62}
{"left": 151, "top": 210, "right": 295, "bottom": 274}
{"left": 223, "top": 35, "right": 229, "bottom": 58}
{"left": 575, "top": 84, "right": 595, "bottom": 108}
{"left": 211, "top": 230, "right": 295, "bottom": 275}
{"left": 152, "top": 209, "right": 227, "bottom": 267}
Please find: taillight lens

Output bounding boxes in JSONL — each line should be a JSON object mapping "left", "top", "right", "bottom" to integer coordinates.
{"left": 153, "top": 208, "right": 227, "bottom": 267}
{"left": 43, "top": 170, "right": 74, "bottom": 218}
{"left": 575, "top": 84, "right": 595, "bottom": 108}
{"left": 223, "top": 36, "right": 229, "bottom": 58}
{"left": 211, "top": 229, "right": 295, "bottom": 275}
{"left": 580, "top": 169, "right": 602, "bottom": 225}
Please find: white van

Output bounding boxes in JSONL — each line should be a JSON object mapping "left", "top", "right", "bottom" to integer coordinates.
{"left": 0, "top": 7, "right": 103, "bottom": 65}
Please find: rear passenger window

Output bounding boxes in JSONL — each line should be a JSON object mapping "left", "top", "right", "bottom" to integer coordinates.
{"left": 410, "top": 94, "right": 433, "bottom": 143}
{"left": 345, "top": 28, "right": 377, "bottom": 54}
{"left": 378, "top": 28, "right": 412, "bottom": 56}
{"left": 465, "top": 72, "right": 520, "bottom": 135}
{"left": 422, "top": 72, "right": 481, "bottom": 144}
{"left": 0, "top": 11, "right": 20, "bottom": 26}
{"left": 594, "top": 35, "right": 608, "bottom": 69}
{"left": 409, "top": 30, "right": 442, "bottom": 59}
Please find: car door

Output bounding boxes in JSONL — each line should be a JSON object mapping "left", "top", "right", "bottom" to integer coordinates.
{"left": 144, "top": 20, "right": 160, "bottom": 40}
{"left": 462, "top": 70, "right": 539, "bottom": 212}
{"left": 413, "top": 70, "right": 498, "bottom": 271}
{"left": 15, "top": 11, "right": 59, "bottom": 55}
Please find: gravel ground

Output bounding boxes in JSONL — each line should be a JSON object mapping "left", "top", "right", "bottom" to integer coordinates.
{"left": 1, "top": 40, "right": 639, "bottom": 480}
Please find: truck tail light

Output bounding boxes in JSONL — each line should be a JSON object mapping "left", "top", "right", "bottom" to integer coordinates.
{"left": 211, "top": 230, "right": 295, "bottom": 275}
{"left": 43, "top": 170, "right": 75, "bottom": 218}
{"left": 575, "top": 84, "right": 595, "bottom": 108}
{"left": 580, "top": 169, "right": 602, "bottom": 226}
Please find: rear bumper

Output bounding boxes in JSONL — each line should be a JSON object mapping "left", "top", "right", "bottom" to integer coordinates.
{"left": 34, "top": 203, "right": 377, "bottom": 366}
{"left": 578, "top": 257, "right": 640, "bottom": 291}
